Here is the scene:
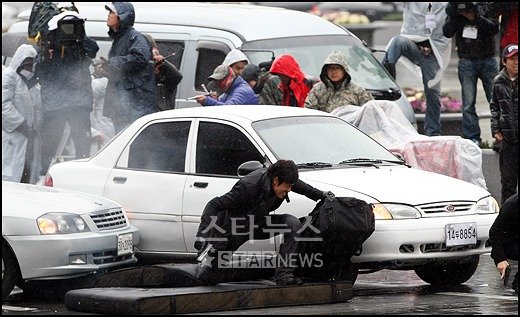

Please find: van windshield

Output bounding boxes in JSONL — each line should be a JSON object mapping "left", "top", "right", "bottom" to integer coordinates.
{"left": 241, "top": 35, "right": 396, "bottom": 92}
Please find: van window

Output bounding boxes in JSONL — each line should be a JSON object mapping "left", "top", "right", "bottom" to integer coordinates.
{"left": 156, "top": 41, "right": 184, "bottom": 69}
{"left": 195, "top": 48, "right": 227, "bottom": 91}
{"left": 128, "top": 121, "right": 190, "bottom": 173}
{"left": 196, "top": 122, "right": 263, "bottom": 176}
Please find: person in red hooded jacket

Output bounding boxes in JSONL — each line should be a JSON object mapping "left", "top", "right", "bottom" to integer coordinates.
{"left": 261, "top": 54, "right": 314, "bottom": 107}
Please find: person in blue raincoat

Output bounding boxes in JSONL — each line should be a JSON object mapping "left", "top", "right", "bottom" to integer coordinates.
{"left": 102, "top": 2, "right": 158, "bottom": 133}
{"left": 2, "top": 44, "right": 42, "bottom": 183}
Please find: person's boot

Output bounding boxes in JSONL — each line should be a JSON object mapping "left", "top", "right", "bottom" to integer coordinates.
{"left": 512, "top": 272, "right": 518, "bottom": 294}
{"left": 275, "top": 270, "right": 303, "bottom": 286}
{"left": 383, "top": 62, "right": 396, "bottom": 80}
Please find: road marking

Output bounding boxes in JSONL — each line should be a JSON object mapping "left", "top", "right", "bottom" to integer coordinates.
{"left": 1, "top": 305, "right": 38, "bottom": 311}
{"left": 437, "top": 292, "right": 518, "bottom": 301}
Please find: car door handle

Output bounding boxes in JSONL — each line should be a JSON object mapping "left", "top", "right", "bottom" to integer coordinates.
{"left": 113, "top": 176, "right": 127, "bottom": 184}
{"left": 193, "top": 182, "right": 208, "bottom": 188}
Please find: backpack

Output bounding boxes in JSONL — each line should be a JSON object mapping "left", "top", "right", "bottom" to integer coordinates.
{"left": 297, "top": 196, "right": 375, "bottom": 281}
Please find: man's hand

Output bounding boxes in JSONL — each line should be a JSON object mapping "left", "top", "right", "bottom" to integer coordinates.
{"left": 321, "top": 191, "right": 335, "bottom": 202}
{"left": 16, "top": 121, "right": 37, "bottom": 138}
{"left": 497, "top": 260, "right": 510, "bottom": 279}
{"left": 493, "top": 132, "right": 504, "bottom": 142}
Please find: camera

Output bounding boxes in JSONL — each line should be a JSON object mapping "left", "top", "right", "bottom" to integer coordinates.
{"left": 56, "top": 15, "right": 85, "bottom": 47}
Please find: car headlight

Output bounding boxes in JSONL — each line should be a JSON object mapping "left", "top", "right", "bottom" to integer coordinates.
{"left": 37, "top": 213, "right": 91, "bottom": 234}
{"left": 373, "top": 203, "right": 421, "bottom": 219}
{"left": 476, "top": 196, "right": 500, "bottom": 214}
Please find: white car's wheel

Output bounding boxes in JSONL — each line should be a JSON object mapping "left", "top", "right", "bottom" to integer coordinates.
{"left": 414, "top": 255, "right": 479, "bottom": 286}
{"left": 2, "top": 240, "right": 20, "bottom": 301}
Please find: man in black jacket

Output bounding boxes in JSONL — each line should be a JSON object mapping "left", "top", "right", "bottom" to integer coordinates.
{"left": 443, "top": 2, "right": 499, "bottom": 145}
{"left": 489, "top": 193, "right": 518, "bottom": 293}
{"left": 195, "top": 159, "right": 332, "bottom": 285}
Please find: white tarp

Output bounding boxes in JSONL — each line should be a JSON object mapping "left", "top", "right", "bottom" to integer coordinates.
{"left": 332, "top": 100, "right": 486, "bottom": 189}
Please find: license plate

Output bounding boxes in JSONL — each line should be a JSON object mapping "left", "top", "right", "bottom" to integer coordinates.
{"left": 445, "top": 222, "right": 477, "bottom": 246}
{"left": 117, "top": 233, "right": 133, "bottom": 256}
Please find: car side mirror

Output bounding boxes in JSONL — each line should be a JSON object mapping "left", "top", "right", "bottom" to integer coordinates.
{"left": 237, "top": 160, "right": 264, "bottom": 177}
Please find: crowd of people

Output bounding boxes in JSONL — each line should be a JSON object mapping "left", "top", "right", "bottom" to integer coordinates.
{"left": 2, "top": 1, "right": 518, "bottom": 292}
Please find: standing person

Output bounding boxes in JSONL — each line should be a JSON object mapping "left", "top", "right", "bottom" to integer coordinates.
{"left": 264, "top": 54, "right": 313, "bottom": 107}
{"left": 381, "top": 2, "right": 452, "bottom": 136}
{"left": 489, "top": 193, "right": 518, "bottom": 294}
{"left": 491, "top": 2, "right": 518, "bottom": 53}
{"left": 240, "top": 64, "right": 261, "bottom": 92}
{"left": 144, "top": 34, "right": 183, "bottom": 111}
{"left": 305, "top": 50, "right": 374, "bottom": 112}
{"left": 443, "top": 2, "right": 499, "bottom": 145}
{"left": 90, "top": 62, "right": 115, "bottom": 154}
{"left": 102, "top": 2, "right": 158, "bottom": 133}
{"left": 34, "top": 8, "right": 99, "bottom": 176}
{"left": 194, "top": 159, "right": 334, "bottom": 285}
{"left": 2, "top": 44, "right": 42, "bottom": 183}
{"left": 195, "top": 64, "right": 258, "bottom": 106}
{"left": 490, "top": 44, "right": 518, "bottom": 205}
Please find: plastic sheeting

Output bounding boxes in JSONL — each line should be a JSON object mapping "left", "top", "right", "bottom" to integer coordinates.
{"left": 332, "top": 100, "right": 487, "bottom": 189}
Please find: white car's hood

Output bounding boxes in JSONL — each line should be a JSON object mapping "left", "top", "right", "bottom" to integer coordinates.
{"left": 301, "top": 166, "right": 490, "bottom": 204}
{"left": 2, "top": 182, "right": 119, "bottom": 219}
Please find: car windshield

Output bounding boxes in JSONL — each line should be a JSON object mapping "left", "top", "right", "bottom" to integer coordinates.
{"left": 252, "top": 116, "right": 398, "bottom": 165}
{"left": 241, "top": 35, "right": 397, "bottom": 92}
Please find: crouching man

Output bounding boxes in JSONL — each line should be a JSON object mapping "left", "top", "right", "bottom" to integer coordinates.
{"left": 194, "top": 159, "right": 333, "bottom": 285}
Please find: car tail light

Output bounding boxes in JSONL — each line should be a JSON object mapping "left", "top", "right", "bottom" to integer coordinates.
{"left": 44, "top": 174, "right": 53, "bottom": 187}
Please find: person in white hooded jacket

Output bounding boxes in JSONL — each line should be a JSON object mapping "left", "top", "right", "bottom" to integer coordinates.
{"left": 223, "top": 49, "right": 250, "bottom": 76}
{"left": 2, "top": 44, "right": 42, "bottom": 183}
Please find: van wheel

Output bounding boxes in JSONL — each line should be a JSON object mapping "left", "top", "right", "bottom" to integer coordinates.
{"left": 2, "top": 241, "right": 21, "bottom": 301}
{"left": 414, "top": 255, "right": 479, "bottom": 286}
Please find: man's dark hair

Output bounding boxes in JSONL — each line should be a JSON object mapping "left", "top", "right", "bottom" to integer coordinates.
{"left": 267, "top": 159, "right": 299, "bottom": 184}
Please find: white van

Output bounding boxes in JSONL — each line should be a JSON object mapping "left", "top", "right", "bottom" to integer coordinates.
{"left": 5, "top": 2, "right": 416, "bottom": 124}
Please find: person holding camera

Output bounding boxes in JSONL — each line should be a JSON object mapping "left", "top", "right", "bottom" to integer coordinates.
{"left": 2, "top": 44, "right": 42, "bottom": 183}
{"left": 443, "top": 2, "right": 499, "bottom": 145}
{"left": 34, "top": 8, "right": 99, "bottom": 176}
{"left": 102, "top": 2, "right": 158, "bottom": 133}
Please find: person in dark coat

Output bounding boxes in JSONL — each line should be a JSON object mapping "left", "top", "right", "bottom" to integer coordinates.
{"left": 34, "top": 8, "right": 99, "bottom": 175}
{"left": 102, "top": 2, "right": 158, "bottom": 133}
{"left": 194, "top": 159, "right": 333, "bottom": 285}
{"left": 489, "top": 193, "right": 518, "bottom": 293}
{"left": 490, "top": 44, "right": 518, "bottom": 205}
{"left": 195, "top": 64, "right": 258, "bottom": 106}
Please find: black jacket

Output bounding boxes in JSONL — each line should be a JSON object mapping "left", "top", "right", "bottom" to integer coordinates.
{"left": 443, "top": 4, "right": 499, "bottom": 59}
{"left": 490, "top": 69, "right": 519, "bottom": 143}
{"left": 195, "top": 168, "right": 324, "bottom": 250}
{"left": 489, "top": 194, "right": 518, "bottom": 265}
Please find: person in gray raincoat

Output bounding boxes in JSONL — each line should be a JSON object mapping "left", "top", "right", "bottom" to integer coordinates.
{"left": 305, "top": 50, "right": 374, "bottom": 113}
{"left": 102, "top": 2, "right": 158, "bottom": 133}
{"left": 2, "top": 44, "right": 42, "bottom": 183}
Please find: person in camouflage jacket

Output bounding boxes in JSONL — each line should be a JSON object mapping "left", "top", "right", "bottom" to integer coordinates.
{"left": 305, "top": 51, "right": 373, "bottom": 112}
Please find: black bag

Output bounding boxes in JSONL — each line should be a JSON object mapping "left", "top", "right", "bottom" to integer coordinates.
{"left": 297, "top": 197, "right": 375, "bottom": 281}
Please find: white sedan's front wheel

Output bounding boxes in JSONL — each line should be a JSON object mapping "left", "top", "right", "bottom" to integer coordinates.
{"left": 2, "top": 240, "right": 20, "bottom": 301}
{"left": 414, "top": 255, "right": 480, "bottom": 286}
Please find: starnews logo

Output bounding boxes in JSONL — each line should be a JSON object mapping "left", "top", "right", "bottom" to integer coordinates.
{"left": 214, "top": 251, "right": 323, "bottom": 269}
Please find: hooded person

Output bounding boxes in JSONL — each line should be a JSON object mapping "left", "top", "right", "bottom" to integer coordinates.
{"left": 267, "top": 54, "right": 312, "bottom": 107}
{"left": 223, "top": 49, "right": 250, "bottom": 76}
{"left": 2, "top": 44, "right": 42, "bottom": 183}
{"left": 305, "top": 51, "right": 374, "bottom": 112}
{"left": 195, "top": 64, "right": 259, "bottom": 106}
{"left": 102, "top": 2, "right": 158, "bottom": 133}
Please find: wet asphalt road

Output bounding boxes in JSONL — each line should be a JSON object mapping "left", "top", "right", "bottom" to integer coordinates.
{"left": 2, "top": 255, "right": 517, "bottom": 315}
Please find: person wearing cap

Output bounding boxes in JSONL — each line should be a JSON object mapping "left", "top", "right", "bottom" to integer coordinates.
{"left": 223, "top": 49, "right": 250, "bottom": 76}
{"left": 305, "top": 50, "right": 373, "bottom": 112}
{"left": 240, "top": 64, "right": 261, "bottom": 92}
{"left": 490, "top": 44, "right": 518, "bottom": 205}
{"left": 443, "top": 2, "right": 499, "bottom": 145}
{"left": 195, "top": 64, "right": 258, "bottom": 106}
{"left": 102, "top": 2, "right": 158, "bottom": 133}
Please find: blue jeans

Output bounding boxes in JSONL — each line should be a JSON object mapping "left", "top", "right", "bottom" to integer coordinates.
{"left": 383, "top": 35, "right": 442, "bottom": 136}
{"left": 458, "top": 58, "right": 498, "bottom": 142}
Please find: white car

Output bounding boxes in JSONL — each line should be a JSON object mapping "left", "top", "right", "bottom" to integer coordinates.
{"left": 44, "top": 106, "right": 498, "bottom": 285}
{"left": 2, "top": 181, "right": 139, "bottom": 300}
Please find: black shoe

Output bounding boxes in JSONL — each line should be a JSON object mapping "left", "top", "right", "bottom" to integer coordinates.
{"left": 276, "top": 276, "right": 303, "bottom": 286}
{"left": 383, "top": 62, "right": 396, "bottom": 80}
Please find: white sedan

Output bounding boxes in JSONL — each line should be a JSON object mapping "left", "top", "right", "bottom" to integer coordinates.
{"left": 2, "top": 181, "right": 139, "bottom": 300}
{"left": 45, "top": 105, "right": 498, "bottom": 285}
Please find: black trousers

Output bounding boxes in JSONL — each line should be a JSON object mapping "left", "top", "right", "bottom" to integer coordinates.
{"left": 197, "top": 214, "right": 302, "bottom": 284}
{"left": 40, "top": 108, "right": 91, "bottom": 175}
{"left": 499, "top": 141, "right": 518, "bottom": 205}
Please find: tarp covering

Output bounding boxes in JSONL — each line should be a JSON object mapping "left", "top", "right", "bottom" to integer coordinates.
{"left": 332, "top": 101, "right": 486, "bottom": 189}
